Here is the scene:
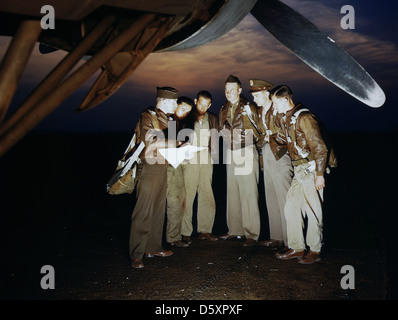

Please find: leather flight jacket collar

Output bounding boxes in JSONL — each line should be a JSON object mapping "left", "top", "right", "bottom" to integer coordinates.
{"left": 219, "top": 95, "right": 260, "bottom": 150}
{"left": 283, "top": 104, "right": 328, "bottom": 175}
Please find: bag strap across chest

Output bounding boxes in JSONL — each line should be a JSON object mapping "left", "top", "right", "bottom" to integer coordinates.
{"left": 287, "top": 108, "right": 313, "bottom": 159}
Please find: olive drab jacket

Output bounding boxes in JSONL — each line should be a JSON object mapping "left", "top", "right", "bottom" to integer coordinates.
{"left": 183, "top": 111, "right": 219, "bottom": 163}
{"left": 219, "top": 95, "right": 260, "bottom": 150}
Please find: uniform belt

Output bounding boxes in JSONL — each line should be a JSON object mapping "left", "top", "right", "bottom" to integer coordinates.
{"left": 292, "top": 157, "right": 312, "bottom": 167}
{"left": 231, "top": 141, "right": 254, "bottom": 150}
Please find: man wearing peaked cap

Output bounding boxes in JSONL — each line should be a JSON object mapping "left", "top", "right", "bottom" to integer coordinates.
{"left": 218, "top": 74, "right": 261, "bottom": 247}
{"left": 248, "top": 79, "right": 273, "bottom": 93}
{"left": 249, "top": 78, "right": 293, "bottom": 252}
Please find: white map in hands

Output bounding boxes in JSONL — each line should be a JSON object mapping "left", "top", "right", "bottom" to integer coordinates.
{"left": 159, "top": 145, "right": 208, "bottom": 168}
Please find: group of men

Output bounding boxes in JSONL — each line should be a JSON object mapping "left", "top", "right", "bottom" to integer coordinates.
{"left": 127, "top": 74, "right": 336, "bottom": 269}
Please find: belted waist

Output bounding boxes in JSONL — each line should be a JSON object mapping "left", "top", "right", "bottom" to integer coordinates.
{"left": 230, "top": 141, "right": 255, "bottom": 151}
{"left": 292, "top": 154, "right": 314, "bottom": 167}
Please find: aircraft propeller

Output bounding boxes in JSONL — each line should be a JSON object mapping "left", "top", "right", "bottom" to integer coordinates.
{"left": 0, "top": 0, "right": 386, "bottom": 158}
{"left": 250, "top": 0, "right": 385, "bottom": 108}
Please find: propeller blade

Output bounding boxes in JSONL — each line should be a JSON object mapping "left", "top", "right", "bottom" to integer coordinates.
{"left": 250, "top": 0, "right": 385, "bottom": 108}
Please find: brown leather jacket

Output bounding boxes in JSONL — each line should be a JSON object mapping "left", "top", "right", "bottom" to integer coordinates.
{"left": 219, "top": 95, "right": 260, "bottom": 150}
{"left": 283, "top": 104, "right": 328, "bottom": 176}
{"left": 257, "top": 105, "right": 288, "bottom": 160}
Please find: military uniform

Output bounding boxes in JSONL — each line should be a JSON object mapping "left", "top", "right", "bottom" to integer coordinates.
{"left": 129, "top": 87, "right": 178, "bottom": 266}
{"left": 279, "top": 103, "right": 328, "bottom": 255}
{"left": 219, "top": 84, "right": 261, "bottom": 242}
{"left": 166, "top": 115, "right": 187, "bottom": 245}
{"left": 181, "top": 111, "right": 219, "bottom": 238}
{"left": 250, "top": 79, "right": 293, "bottom": 248}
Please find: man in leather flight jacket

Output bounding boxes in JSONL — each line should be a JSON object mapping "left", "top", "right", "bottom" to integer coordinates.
{"left": 218, "top": 75, "right": 261, "bottom": 247}
{"left": 249, "top": 79, "right": 293, "bottom": 252}
{"left": 129, "top": 86, "right": 179, "bottom": 269}
{"left": 271, "top": 85, "right": 328, "bottom": 264}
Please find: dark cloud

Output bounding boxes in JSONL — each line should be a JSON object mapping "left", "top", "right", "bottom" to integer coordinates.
{"left": 0, "top": 0, "right": 397, "bottom": 133}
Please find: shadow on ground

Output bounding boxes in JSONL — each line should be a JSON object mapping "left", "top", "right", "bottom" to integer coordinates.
{"left": 0, "top": 132, "right": 396, "bottom": 302}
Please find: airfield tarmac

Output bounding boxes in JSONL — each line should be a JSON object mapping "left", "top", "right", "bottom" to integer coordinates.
{"left": 1, "top": 229, "right": 386, "bottom": 301}
{"left": 0, "top": 132, "right": 396, "bottom": 305}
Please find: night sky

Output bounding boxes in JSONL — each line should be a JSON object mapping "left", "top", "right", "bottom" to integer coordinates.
{"left": 1, "top": 0, "right": 397, "bottom": 134}
{"left": 0, "top": 1, "right": 397, "bottom": 300}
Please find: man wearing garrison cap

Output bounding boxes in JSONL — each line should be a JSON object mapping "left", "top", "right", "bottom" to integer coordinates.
{"left": 129, "top": 86, "right": 179, "bottom": 269}
{"left": 249, "top": 79, "right": 293, "bottom": 252}
{"left": 218, "top": 75, "right": 261, "bottom": 247}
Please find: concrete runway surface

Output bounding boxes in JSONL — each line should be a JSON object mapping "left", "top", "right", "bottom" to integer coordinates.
{"left": 0, "top": 132, "right": 396, "bottom": 306}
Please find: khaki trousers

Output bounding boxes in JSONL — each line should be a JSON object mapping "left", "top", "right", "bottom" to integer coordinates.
{"left": 166, "top": 165, "right": 186, "bottom": 243}
{"left": 129, "top": 163, "right": 167, "bottom": 260}
{"left": 181, "top": 161, "right": 215, "bottom": 236}
{"left": 262, "top": 143, "right": 293, "bottom": 245}
{"left": 284, "top": 161, "right": 324, "bottom": 252}
{"left": 226, "top": 145, "right": 260, "bottom": 240}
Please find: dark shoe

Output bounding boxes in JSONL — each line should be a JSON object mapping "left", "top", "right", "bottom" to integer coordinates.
{"left": 277, "top": 246, "right": 290, "bottom": 253}
{"left": 198, "top": 233, "right": 218, "bottom": 241}
{"left": 258, "top": 239, "right": 273, "bottom": 247}
{"left": 298, "top": 250, "right": 321, "bottom": 264}
{"left": 145, "top": 250, "right": 174, "bottom": 258}
{"left": 258, "top": 239, "right": 284, "bottom": 250}
{"left": 182, "top": 236, "right": 192, "bottom": 244}
{"left": 275, "top": 249, "right": 305, "bottom": 260}
{"left": 219, "top": 234, "right": 244, "bottom": 240}
{"left": 131, "top": 259, "right": 144, "bottom": 269}
{"left": 171, "top": 240, "right": 189, "bottom": 248}
{"left": 243, "top": 238, "right": 257, "bottom": 247}
{"left": 270, "top": 240, "right": 285, "bottom": 251}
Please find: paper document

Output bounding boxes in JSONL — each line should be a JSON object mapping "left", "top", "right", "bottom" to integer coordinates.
{"left": 159, "top": 145, "right": 208, "bottom": 168}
